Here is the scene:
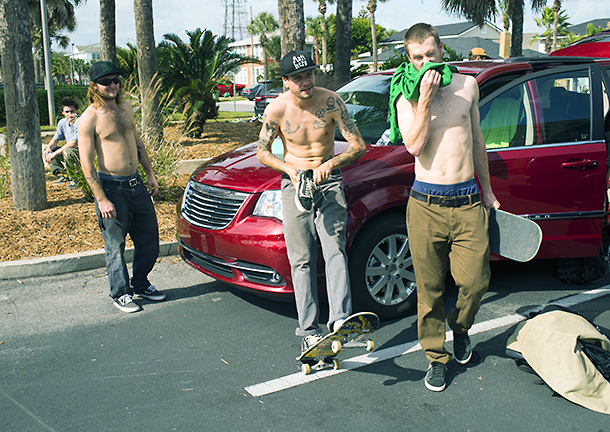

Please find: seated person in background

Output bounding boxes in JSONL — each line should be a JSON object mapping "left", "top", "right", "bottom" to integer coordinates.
{"left": 44, "top": 96, "right": 80, "bottom": 188}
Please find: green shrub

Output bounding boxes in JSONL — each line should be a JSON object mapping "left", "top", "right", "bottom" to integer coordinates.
{"left": 0, "top": 85, "right": 88, "bottom": 125}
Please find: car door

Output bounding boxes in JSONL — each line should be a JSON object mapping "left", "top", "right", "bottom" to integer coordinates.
{"left": 479, "top": 63, "right": 608, "bottom": 259}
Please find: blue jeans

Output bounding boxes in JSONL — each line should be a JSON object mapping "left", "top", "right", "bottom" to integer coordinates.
{"left": 281, "top": 171, "right": 352, "bottom": 336}
{"left": 95, "top": 172, "right": 159, "bottom": 299}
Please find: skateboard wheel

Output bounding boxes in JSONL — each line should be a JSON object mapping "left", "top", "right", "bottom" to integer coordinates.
{"left": 366, "top": 340, "right": 375, "bottom": 351}
{"left": 332, "top": 359, "right": 341, "bottom": 370}
{"left": 301, "top": 363, "right": 311, "bottom": 375}
{"left": 331, "top": 340, "right": 342, "bottom": 354}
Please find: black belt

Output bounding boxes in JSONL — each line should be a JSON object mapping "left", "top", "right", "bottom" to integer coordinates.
{"left": 410, "top": 189, "right": 481, "bottom": 207}
{"left": 100, "top": 176, "right": 141, "bottom": 188}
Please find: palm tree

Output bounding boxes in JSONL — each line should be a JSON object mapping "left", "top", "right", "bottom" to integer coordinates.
{"left": 27, "top": 0, "right": 83, "bottom": 82}
{"left": 335, "top": 0, "right": 352, "bottom": 84}
{"left": 306, "top": 15, "right": 324, "bottom": 65}
{"left": 0, "top": 0, "right": 47, "bottom": 210}
{"left": 134, "top": 0, "right": 162, "bottom": 148}
{"left": 99, "top": 0, "right": 115, "bottom": 62}
{"left": 311, "top": 0, "right": 335, "bottom": 72}
{"left": 440, "top": 0, "right": 545, "bottom": 57}
{"left": 157, "top": 28, "right": 255, "bottom": 137}
{"left": 278, "top": 0, "right": 305, "bottom": 55}
{"left": 534, "top": 6, "right": 570, "bottom": 53}
{"left": 550, "top": 0, "right": 571, "bottom": 52}
{"left": 364, "top": 0, "right": 388, "bottom": 72}
{"left": 247, "top": 12, "right": 278, "bottom": 81}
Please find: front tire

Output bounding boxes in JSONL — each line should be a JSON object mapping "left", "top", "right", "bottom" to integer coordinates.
{"left": 348, "top": 213, "right": 417, "bottom": 320}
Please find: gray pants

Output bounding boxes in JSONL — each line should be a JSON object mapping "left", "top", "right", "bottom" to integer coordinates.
{"left": 281, "top": 171, "right": 352, "bottom": 336}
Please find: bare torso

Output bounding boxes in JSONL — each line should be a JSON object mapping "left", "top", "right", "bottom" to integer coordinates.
{"left": 273, "top": 88, "right": 338, "bottom": 171}
{"left": 403, "top": 73, "right": 477, "bottom": 185}
{"left": 83, "top": 102, "right": 139, "bottom": 177}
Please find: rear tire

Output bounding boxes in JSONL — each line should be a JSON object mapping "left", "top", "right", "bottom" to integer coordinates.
{"left": 348, "top": 213, "right": 417, "bottom": 320}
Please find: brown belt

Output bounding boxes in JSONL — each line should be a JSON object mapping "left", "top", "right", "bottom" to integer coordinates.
{"left": 410, "top": 189, "right": 481, "bottom": 208}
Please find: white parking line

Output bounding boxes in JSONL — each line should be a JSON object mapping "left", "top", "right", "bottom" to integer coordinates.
{"left": 245, "top": 287, "right": 610, "bottom": 397}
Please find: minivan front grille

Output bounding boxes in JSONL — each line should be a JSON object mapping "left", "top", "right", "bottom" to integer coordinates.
{"left": 181, "top": 181, "right": 250, "bottom": 230}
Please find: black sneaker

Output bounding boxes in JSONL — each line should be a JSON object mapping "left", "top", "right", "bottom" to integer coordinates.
{"left": 425, "top": 361, "right": 447, "bottom": 392}
{"left": 136, "top": 285, "right": 167, "bottom": 301}
{"left": 294, "top": 170, "right": 316, "bottom": 213}
{"left": 300, "top": 334, "right": 323, "bottom": 355}
{"left": 453, "top": 332, "right": 472, "bottom": 365}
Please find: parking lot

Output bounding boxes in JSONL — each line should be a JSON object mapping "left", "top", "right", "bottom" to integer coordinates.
{"left": 1, "top": 256, "right": 609, "bottom": 431}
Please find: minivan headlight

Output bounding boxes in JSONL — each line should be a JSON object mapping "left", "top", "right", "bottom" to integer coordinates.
{"left": 253, "top": 190, "right": 283, "bottom": 221}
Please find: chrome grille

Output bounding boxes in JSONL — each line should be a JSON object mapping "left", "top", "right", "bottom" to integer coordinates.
{"left": 181, "top": 181, "right": 250, "bottom": 230}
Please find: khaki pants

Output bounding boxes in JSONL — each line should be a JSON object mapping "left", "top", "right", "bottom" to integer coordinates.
{"left": 406, "top": 197, "right": 490, "bottom": 364}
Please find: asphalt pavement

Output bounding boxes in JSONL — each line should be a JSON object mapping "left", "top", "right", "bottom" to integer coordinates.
{"left": 2, "top": 255, "right": 610, "bottom": 431}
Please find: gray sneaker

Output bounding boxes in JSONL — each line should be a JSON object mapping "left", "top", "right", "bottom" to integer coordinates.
{"left": 294, "top": 170, "right": 316, "bottom": 213}
{"left": 425, "top": 361, "right": 447, "bottom": 392}
{"left": 113, "top": 294, "right": 141, "bottom": 313}
{"left": 300, "top": 334, "right": 323, "bottom": 355}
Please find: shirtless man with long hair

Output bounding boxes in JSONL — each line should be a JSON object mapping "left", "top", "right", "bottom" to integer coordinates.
{"left": 78, "top": 61, "right": 166, "bottom": 313}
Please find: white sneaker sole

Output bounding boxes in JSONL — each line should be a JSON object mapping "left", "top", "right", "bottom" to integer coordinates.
{"left": 113, "top": 300, "right": 141, "bottom": 313}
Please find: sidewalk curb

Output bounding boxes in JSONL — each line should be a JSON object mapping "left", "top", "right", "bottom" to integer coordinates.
{"left": 0, "top": 241, "right": 179, "bottom": 280}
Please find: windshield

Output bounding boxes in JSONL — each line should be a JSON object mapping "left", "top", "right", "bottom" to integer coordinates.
{"left": 335, "top": 74, "right": 393, "bottom": 144}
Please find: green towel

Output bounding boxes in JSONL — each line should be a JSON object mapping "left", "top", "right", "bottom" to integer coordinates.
{"left": 388, "top": 61, "right": 458, "bottom": 143}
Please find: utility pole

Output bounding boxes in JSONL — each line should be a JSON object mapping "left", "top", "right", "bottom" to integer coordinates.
{"left": 40, "top": 0, "right": 55, "bottom": 125}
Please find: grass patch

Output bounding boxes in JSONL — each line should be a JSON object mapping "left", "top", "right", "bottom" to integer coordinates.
{"left": 217, "top": 111, "right": 255, "bottom": 120}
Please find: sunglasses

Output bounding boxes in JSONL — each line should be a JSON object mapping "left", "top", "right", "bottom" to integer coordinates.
{"left": 95, "top": 76, "right": 121, "bottom": 86}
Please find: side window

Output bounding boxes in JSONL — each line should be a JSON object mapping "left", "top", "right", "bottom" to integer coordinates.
{"left": 480, "top": 83, "right": 534, "bottom": 149}
{"left": 536, "top": 70, "right": 591, "bottom": 145}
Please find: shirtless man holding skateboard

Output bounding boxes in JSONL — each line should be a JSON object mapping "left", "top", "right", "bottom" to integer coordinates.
{"left": 256, "top": 50, "right": 366, "bottom": 354}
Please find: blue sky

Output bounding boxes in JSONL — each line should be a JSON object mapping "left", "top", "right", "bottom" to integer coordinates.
{"left": 57, "top": 0, "right": 610, "bottom": 50}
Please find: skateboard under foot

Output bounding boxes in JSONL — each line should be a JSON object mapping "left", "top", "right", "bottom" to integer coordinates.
{"left": 296, "top": 312, "right": 380, "bottom": 375}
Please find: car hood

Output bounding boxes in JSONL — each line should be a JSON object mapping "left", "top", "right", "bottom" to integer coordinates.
{"left": 189, "top": 141, "right": 397, "bottom": 194}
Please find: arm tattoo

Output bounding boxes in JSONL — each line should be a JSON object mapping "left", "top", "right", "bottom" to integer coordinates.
{"left": 136, "top": 144, "right": 144, "bottom": 161}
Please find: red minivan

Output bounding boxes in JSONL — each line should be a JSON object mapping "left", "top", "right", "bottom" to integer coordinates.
{"left": 178, "top": 57, "right": 610, "bottom": 320}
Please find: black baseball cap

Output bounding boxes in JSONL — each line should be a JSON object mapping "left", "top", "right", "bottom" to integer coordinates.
{"left": 89, "top": 61, "right": 123, "bottom": 82}
{"left": 280, "top": 50, "right": 320, "bottom": 77}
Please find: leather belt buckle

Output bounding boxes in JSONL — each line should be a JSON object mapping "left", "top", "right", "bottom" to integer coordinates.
{"left": 129, "top": 178, "right": 138, "bottom": 187}
{"left": 439, "top": 196, "right": 457, "bottom": 207}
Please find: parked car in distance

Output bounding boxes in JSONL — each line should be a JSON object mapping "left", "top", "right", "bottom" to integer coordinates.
{"left": 550, "top": 30, "right": 610, "bottom": 58}
{"left": 241, "top": 80, "right": 274, "bottom": 100}
{"left": 254, "top": 86, "right": 283, "bottom": 116}
{"left": 216, "top": 80, "right": 246, "bottom": 97}
{"left": 178, "top": 57, "right": 610, "bottom": 320}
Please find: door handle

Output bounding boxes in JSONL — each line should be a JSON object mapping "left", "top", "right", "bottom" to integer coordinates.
{"left": 561, "top": 159, "right": 599, "bottom": 170}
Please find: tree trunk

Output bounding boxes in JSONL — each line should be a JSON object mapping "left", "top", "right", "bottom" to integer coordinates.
{"left": 368, "top": 0, "right": 378, "bottom": 72}
{"left": 335, "top": 0, "right": 353, "bottom": 85}
{"left": 0, "top": 0, "right": 47, "bottom": 210}
{"left": 551, "top": 0, "right": 561, "bottom": 52}
{"left": 133, "top": 0, "right": 163, "bottom": 148}
{"left": 278, "top": 0, "right": 305, "bottom": 56}
{"left": 319, "top": 1, "right": 327, "bottom": 72}
{"left": 99, "top": 0, "right": 116, "bottom": 63}
{"left": 510, "top": 0, "right": 524, "bottom": 58}
{"left": 260, "top": 32, "right": 268, "bottom": 81}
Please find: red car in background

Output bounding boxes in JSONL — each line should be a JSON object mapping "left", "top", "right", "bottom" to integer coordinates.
{"left": 216, "top": 80, "right": 246, "bottom": 97}
{"left": 550, "top": 30, "right": 610, "bottom": 58}
{"left": 178, "top": 57, "right": 610, "bottom": 320}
